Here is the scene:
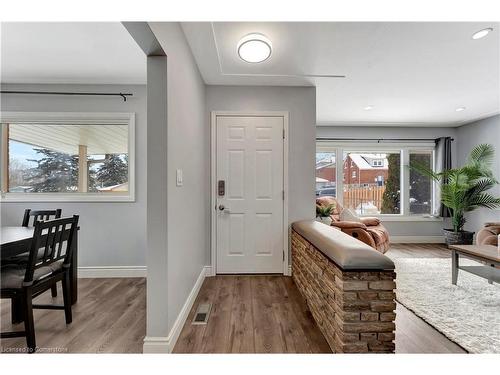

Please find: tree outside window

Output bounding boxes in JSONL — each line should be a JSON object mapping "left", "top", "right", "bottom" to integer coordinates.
{"left": 3, "top": 123, "right": 129, "bottom": 194}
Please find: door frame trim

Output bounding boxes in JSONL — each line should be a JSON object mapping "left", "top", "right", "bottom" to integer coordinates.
{"left": 210, "top": 111, "right": 290, "bottom": 276}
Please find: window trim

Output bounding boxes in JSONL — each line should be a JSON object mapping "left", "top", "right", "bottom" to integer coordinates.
{"left": 0, "top": 111, "right": 135, "bottom": 202}
{"left": 316, "top": 141, "right": 437, "bottom": 219}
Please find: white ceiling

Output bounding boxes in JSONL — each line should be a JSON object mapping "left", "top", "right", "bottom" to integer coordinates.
{"left": 1, "top": 22, "right": 146, "bottom": 84}
{"left": 182, "top": 22, "right": 500, "bottom": 127}
{"left": 1, "top": 22, "right": 498, "bottom": 127}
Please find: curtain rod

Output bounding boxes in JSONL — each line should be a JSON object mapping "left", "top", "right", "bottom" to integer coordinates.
{"left": 0, "top": 90, "right": 133, "bottom": 102}
{"left": 317, "top": 137, "right": 454, "bottom": 142}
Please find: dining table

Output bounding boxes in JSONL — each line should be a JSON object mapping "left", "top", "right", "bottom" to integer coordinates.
{"left": 1, "top": 225, "right": 79, "bottom": 322}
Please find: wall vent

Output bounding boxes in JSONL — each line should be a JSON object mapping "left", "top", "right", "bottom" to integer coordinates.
{"left": 192, "top": 303, "right": 212, "bottom": 325}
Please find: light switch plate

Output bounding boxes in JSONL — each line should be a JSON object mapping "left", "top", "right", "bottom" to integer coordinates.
{"left": 176, "top": 169, "right": 183, "bottom": 186}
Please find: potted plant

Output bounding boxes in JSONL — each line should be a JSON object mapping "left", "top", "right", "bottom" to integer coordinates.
{"left": 411, "top": 144, "right": 500, "bottom": 245}
{"left": 316, "top": 204, "right": 335, "bottom": 226}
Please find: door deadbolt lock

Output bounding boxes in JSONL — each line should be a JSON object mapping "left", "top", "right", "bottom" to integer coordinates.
{"left": 218, "top": 180, "right": 225, "bottom": 196}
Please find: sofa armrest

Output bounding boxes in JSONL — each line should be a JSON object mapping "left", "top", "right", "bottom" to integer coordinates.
{"left": 360, "top": 217, "right": 381, "bottom": 226}
{"left": 331, "top": 221, "right": 368, "bottom": 230}
{"left": 485, "top": 222, "right": 500, "bottom": 228}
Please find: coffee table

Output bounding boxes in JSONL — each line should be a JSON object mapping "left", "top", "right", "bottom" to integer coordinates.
{"left": 448, "top": 244, "right": 500, "bottom": 285}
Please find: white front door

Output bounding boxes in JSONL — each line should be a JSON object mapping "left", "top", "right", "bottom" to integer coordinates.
{"left": 216, "top": 115, "right": 284, "bottom": 274}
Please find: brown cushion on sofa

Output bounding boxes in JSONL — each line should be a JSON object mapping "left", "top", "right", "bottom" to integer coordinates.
{"left": 331, "top": 221, "right": 367, "bottom": 230}
{"left": 485, "top": 222, "right": 500, "bottom": 227}
{"left": 360, "top": 217, "right": 381, "bottom": 226}
{"left": 365, "top": 226, "right": 391, "bottom": 253}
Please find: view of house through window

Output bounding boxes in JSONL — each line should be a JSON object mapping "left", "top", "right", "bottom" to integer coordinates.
{"left": 343, "top": 152, "right": 401, "bottom": 215}
{"left": 316, "top": 143, "right": 435, "bottom": 216}
{"left": 3, "top": 123, "right": 129, "bottom": 195}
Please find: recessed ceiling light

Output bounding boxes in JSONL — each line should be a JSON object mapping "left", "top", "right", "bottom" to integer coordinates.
{"left": 237, "top": 33, "right": 272, "bottom": 63}
{"left": 456, "top": 106, "right": 466, "bottom": 112}
{"left": 472, "top": 28, "right": 493, "bottom": 40}
{"left": 364, "top": 105, "right": 374, "bottom": 111}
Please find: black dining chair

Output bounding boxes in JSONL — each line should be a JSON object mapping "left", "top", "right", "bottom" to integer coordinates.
{"left": 9, "top": 209, "right": 63, "bottom": 298}
{"left": 1, "top": 215, "right": 79, "bottom": 353}
{"left": 22, "top": 209, "right": 62, "bottom": 227}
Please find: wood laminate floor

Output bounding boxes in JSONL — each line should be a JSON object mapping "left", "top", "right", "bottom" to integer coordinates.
{"left": 173, "top": 275, "right": 331, "bottom": 353}
{"left": 0, "top": 278, "right": 145, "bottom": 353}
{"left": 0, "top": 244, "right": 467, "bottom": 354}
{"left": 174, "top": 244, "right": 466, "bottom": 354}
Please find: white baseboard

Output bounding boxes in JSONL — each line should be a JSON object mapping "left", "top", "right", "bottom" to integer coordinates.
{"left": 205, "top": 265, "right": 215, "bottom": 277}
{"left": 391, "top": 236, "right": 445, "bottom": 244}
{"left": 142, "top": 336, "right": 170, "bottom": 353}
{"left": 78, "top": 266, "right": 147, "bottom": 278}
{"left": 142, "top": 265, "right": 211, "bottom": 354}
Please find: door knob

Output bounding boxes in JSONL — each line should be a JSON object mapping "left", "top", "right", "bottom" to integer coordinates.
{"left": 218, "top": 204, "right": 230, "bottom": 213}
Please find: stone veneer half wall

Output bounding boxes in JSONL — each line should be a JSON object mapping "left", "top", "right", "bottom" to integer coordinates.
{"left": 291, "top": 230, "right": 397, "bottom": 353}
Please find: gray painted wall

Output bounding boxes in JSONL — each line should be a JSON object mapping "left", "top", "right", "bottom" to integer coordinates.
{"left": 149, "top": 22, "right": 209, "bottom": 333}
{"left": 145, "top": 56, "right": 169, "bottom": 339}
{"left": 456, "top": 115, "right": 500, "bottom": 234}
{"left": 206, "top": 85, "right": 317, "bottom": 228}
{"left": 0, "top": 83, "right": 147, "bottom": 267}
{"left": 316, "top": 125, "right": 458, "bottom": 236}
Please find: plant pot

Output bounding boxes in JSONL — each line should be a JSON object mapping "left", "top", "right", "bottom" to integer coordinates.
{"left": 443, "top": 229, "right": 475, "bottom": 245}
{"left": 316, "top": 216, "right": 333, "bottom": 226}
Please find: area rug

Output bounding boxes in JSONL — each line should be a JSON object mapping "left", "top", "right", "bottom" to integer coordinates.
{"left": 387, "top": 254, "right": 500, "bottom": 353}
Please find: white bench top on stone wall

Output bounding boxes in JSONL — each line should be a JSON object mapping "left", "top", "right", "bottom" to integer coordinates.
{"left": 292, "top": 220, "right": 395, "bottom": 271}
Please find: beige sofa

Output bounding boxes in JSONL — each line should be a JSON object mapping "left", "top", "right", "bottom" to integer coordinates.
{"left": 477, "top": 222, "right": 500, "bottom": 246}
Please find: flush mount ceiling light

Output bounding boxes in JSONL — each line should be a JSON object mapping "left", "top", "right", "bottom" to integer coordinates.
{"left": 456, "top": 106, "right": 466, "bottom": 112}
{"left": 364, "top": 105, "right": 374, "bottom": 111}
{"left": 472, "top": 28, "right": 493, "bottom": 40}
{"left": 237, "top": 33, "right": 272, "bottom": 63}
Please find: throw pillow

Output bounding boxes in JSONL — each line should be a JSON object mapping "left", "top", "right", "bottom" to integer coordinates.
{"left": 340, "top": 208, "right": 362, "bottom": 223}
